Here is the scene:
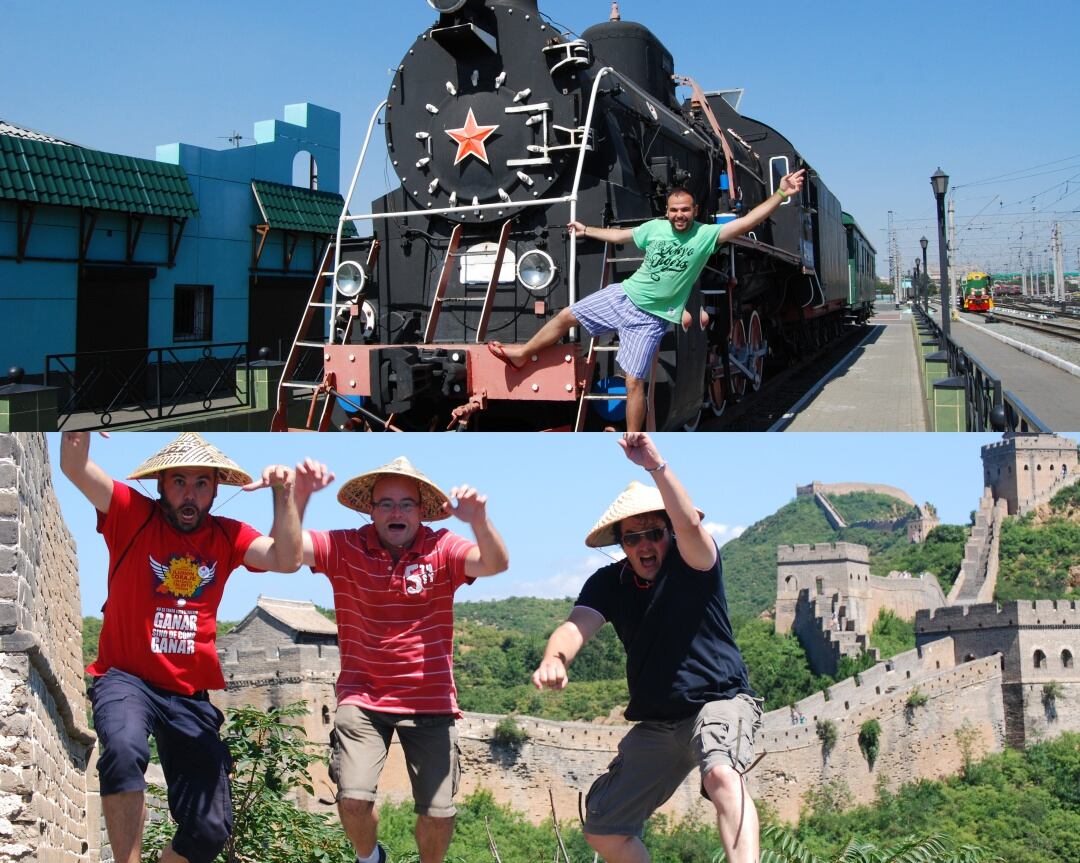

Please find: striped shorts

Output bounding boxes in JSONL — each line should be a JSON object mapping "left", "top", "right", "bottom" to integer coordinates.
{"left": 570, "top": 284, "right": 669, "bottom": 380}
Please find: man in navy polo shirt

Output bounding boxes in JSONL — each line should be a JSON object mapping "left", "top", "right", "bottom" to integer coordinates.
{"left": 532, "top": 432, "right": 762, "bottom": 863}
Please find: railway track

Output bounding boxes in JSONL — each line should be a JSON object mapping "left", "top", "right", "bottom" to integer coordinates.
{"left": 975, "top": 307, "right": 1080, "bottom": 343}
{"left": 703, "top": 324, "right": 872, "bottom": 431}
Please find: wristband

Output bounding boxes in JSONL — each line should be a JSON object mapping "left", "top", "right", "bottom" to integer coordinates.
{"left": 645, "top": 461, "right": 666, "bottom": 473}
{"left": 776, "top": 188, "right": 790, "bottom": 201}
{"left": 583, "top": 226, "right": 588, "bottom": 238}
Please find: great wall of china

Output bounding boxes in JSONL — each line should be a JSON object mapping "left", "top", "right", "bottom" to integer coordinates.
{"left": 0, "top": 432, "right": 1077, "bottom": 860}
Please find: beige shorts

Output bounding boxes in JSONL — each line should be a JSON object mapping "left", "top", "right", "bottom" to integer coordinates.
{"left": 583, "top": 694, "right": 763, "bottom": 837}
{"left": 329, "top": 704, "right": 461, "bottom": 817}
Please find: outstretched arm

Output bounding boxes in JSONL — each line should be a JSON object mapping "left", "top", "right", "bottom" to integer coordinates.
{"left": 242, "top": 465, "right": 303, "bottom": 573}
{"left": 717, "top": 169, "right": 807, "bottom": 245}
{"left": 619, "top": 432, "right": 716, "bottom": 571}
{"left": 59, "top": 432, "right": 114, "bottom": 513}
{"left": 532, "top": 606, "right": 605, "bottom": 690}
{"left": 567, "top": 220, "right": 636, "bottom": 245}
{"left": 448, "top": 485, "right": 509, "bottom": 578}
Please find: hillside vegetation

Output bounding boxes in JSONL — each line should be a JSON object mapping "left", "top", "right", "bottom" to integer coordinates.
{"left": 720, "top": 493, "right": 964, "bottom": 620}
{"left": 995, "top": 483, "right": 1080, "bottom": 601}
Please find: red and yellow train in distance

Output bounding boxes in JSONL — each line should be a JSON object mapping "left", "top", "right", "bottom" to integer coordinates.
{"left": 961, "top": 271, "right": 994, "bottom": 312}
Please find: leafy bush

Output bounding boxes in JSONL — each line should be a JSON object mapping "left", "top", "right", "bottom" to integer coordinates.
{"left": 858, "top": 719, "right": 881, "bottom": 770}
{"left": 906, "top": 688, "right": 929, "bottom": 710}
{"left": 868, "top": 609, "right": 915, "bottom": 660}
{"left": 816, "top": 719, "right": 839, "bottom": 758}
{"left": 142, "top": 702, "right": 352, "bottom": 863}
{"left": 491, "top": 716, "right": 529, "bottom": 751}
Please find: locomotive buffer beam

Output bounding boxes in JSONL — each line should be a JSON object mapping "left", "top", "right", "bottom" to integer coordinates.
{"left": 322, "top": 343, "right": 585, "bottom": 412}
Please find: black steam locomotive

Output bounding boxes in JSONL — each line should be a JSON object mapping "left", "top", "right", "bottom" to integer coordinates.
{"left": 273, "top": 0, "right": 874, "bottom": 432}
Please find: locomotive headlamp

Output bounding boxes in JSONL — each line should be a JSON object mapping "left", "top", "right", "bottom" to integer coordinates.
{"left": 517, "top": 250, "right": 556, "bottom": 292}
{"left": 427, "top": 0, "right": 469, "bottom": 13}
{"left": 334, "top": 261, "right": 367, "bottom": 299}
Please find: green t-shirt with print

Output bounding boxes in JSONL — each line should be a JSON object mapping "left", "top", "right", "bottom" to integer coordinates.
{"left": 622, "top": 220, "right": 722, "bottom": 324}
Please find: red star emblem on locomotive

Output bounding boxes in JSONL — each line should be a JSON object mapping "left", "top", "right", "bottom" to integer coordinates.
{"left": 445, "top": 108, "right": 499, "bottom": 166}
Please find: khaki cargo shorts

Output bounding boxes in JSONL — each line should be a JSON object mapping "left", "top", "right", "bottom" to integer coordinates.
{"left": 329, "top": 704, "right": 461, "bottom": 817}
{"left": 583, "top": 693, "right": 763, "bottom": 837}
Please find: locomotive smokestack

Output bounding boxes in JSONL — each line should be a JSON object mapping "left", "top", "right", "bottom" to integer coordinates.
{"left": 610, "top": 1, "right": 621, "bottom": 20}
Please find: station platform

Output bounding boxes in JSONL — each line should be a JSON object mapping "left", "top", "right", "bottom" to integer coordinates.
{"left": 783, "top": 306, "right": 929, "bottom": 432}
{"left": 946, "top": 315, "right": 1080, "bottom": 429}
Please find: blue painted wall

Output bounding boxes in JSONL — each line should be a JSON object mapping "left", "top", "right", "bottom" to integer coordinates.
{"left": 0, "top": 103, "right": 341, "bottom": 377}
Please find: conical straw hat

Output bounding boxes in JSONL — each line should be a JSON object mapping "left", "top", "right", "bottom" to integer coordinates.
{"left": 127, "top": 433, "right": 253, "bottom": 487}
{"left": 337, "top": 456, "right": 450, "bottom": 521}
{"left": 585, "top": 481, "right": 704, "bottom": 547}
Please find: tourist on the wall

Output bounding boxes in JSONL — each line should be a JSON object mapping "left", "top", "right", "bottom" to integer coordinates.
{"left": 283, "top": 455, "right": 510, "bottom": 863}
{"left": 60, "top": 432, "right": 304, "bottom": 863}
{"left": 533, "top": 432, "right": 764, "bottom": 863}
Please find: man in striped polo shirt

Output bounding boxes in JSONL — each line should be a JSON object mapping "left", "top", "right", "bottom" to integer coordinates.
{"left": 288, "top": 456, "right": 509, "bottom": 863}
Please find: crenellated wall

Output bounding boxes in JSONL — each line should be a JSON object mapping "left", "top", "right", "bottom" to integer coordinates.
{"left": 916, "top": 601, "right": 1080, "bottom": 746}
{"left": 0, "top": 433, "right": 96, "bottom": 862}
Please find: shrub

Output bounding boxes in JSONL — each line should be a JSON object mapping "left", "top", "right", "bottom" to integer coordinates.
{"left": 906, "top": 687, "right": 929, "bottom": 709}
{"left": 492, "top": 715, "right": 529, "bottom": 751}
{"left": 816, "top": 718, "right": 839, "bottom": 758}
{"left": 858, "top": 719, "right": 881, "bottom": 770}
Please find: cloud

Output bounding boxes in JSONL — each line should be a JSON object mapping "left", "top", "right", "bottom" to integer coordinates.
{"left": 512, "top": 552, "right": 619, "bottom": 599}
{"left": 703, "top": 522, "right": 745, "bottom": 546}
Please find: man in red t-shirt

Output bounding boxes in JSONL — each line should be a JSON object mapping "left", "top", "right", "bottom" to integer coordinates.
{"left": 60, "top": 432, "right": 304, "bottom": 863}
{"left": 284, "top": 455, "right": 509, "bottom": 863}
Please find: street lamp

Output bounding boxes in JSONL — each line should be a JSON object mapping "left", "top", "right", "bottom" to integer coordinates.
{"left": 931, "top": 169, "right": 951, "bottom": 337}
{"left": 920, "top": 235, "right": 929, "bottom": 311}
{"left": 914, "top": 258, "right": 921, "bottom": 308}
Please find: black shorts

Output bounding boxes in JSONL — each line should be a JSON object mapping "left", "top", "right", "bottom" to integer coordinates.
{"left": 90, "top": 668, "right": 233, "bottom": 863}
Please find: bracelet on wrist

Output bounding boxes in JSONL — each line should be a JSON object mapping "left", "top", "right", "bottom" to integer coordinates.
{"left": 776, "top": 188, "right": 790, "bottom": 201}
{"left": 645, "top": 461, "right": 666, "bottom": 473}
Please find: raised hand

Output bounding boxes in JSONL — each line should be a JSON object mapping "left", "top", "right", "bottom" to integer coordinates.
{"left": 242, "top": 464, "right": 295, "bottom": 493}
{"left": 618, "top": 432, "right": 664, "bottom": 471}
{"left": 447, "top": 484, "right": 487, "bottom": 525}
{"left": 295, "top": 458, "right": 335, "bottom": 500}
{"left": 779, "top": 168, "right": 807, "bottom": 197}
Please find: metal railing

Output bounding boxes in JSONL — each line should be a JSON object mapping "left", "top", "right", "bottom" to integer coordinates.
{"left": 45, "top": 342, "right": 251, "bottom": 429}
{"left": 914, "top": 304, "right": 1050, "bottom": 432}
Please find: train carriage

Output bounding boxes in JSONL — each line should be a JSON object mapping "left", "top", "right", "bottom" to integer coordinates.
{"left": 962, "top": 271, "right": 994, "bottom": 312}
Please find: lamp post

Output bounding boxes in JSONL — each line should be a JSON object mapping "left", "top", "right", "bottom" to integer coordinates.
{"left": 914, "top": 258, "right": 921, "bottom": 309}
{"left": 920, "top": 235, "right": 929, "bottom": 313}
{"left": 931, "top": 169, "right": 951, "bottom": 337}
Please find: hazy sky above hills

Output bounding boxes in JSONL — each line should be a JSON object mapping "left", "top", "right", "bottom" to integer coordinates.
{"left": 44, "top": 431, "right": 1025, "bottom": 620}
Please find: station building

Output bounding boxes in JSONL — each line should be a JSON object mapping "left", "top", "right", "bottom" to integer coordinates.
{"left": 0, "top": 103, "right": 350, "bottom": 390}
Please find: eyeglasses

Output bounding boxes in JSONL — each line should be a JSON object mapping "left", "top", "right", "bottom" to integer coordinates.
{"left": 620, "top": 527, "right": 667, "bottom": 547}
{"left": 373, "top": 499, "right": 419, "bottom": 514}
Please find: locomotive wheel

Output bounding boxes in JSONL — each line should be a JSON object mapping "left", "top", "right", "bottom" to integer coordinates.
{"left": 730, "top": 318, "right": 748, "bottom": 398}
{"left": 748, "top": 310, "right": 765, "bottom": 392}
{"left": 707, "top": 345, "right": 727, "bottom": 416}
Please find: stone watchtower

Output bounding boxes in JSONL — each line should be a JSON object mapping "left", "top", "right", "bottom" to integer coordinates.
{"left": 982, "top": 432, "right": 1079, "bottom": 516}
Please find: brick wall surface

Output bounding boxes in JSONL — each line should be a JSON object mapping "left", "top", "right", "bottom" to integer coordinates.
{"left": 0, "top": 434, "right": 95, "bottom": 863}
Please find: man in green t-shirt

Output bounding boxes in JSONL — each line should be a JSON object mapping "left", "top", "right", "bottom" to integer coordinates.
{"left": 487, "top": 170, "right": 805, "bottom": 431}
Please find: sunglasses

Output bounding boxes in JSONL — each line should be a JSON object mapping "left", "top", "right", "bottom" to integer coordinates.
{"left": 620, "top": 527, "right": 667, "bottom": 547}
{"left": 373, "top": 499, "right": 419, "bottom": 514}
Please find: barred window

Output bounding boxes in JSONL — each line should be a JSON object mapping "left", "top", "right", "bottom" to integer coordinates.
{"left": 174, "top": 284, "right": 214, "bottom": 342}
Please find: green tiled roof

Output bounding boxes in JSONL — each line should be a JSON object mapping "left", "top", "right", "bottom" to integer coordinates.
{"left": 0, "top": 133, "right": 198, "bottom": 217}
{"left": 252, "top": 179, "right": 356, "bottom": 237}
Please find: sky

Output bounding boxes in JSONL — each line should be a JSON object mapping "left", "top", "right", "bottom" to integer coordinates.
{"left": 43, "top": 430, "right": 1026, "bottom": 621}
{"left": 6, "top": 1, "right": 1078, "bottom": 281}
